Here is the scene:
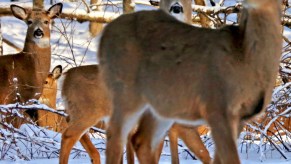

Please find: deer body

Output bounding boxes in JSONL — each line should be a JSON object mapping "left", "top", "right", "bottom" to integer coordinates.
{"left": 37, "top": 65, "right": 65, "bottom": 131}
{"left": 60, "top": 65, "right": 210, "bottom": 164}
{"left": 60, "top": 1, "right": 210, "bottom": 163}
{"left": 0, "top": 3, "right": 62, "bottom": 105}
{"left": 60, "top": 65, "right": 110, "bottom": 164}
{"left": 99, "top": 0, "right": 282, "bottom": 163}
{"left": 130, "top": 1, "right": 210, "bottom": 163}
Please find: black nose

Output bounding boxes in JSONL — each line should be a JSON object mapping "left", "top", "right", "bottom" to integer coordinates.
{"left": 34, "top": 28, "right": 44, "bottom": 38}
{"left": 170, "top": 3, "right": 183, "bottom": 14}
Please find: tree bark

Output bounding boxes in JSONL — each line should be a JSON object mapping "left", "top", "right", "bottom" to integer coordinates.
{"left": 89, "top": 0, "right": 103, "bottom": 37}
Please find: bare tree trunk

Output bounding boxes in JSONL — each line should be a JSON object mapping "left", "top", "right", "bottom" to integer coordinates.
{"left": 194, "top": 0, "right": 211, "bottom": 27}
{"left": 123, "top": 0, "right": 135, "bottom": 13}
{"left": 33, "top": 0, "right": 44, "bottom": 9}
{"left": 89, "top": 0, "right": 103, "bottom": 37}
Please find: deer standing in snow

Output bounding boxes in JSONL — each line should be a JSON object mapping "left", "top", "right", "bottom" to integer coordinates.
{"left": 0, "top": 3, "right": 62, "bottom": 127}
{"left": 99, "top": 0, "right": 282, "bottom": 163}
{"left": 59, "top": 1, "right": 211, "bottom": 164}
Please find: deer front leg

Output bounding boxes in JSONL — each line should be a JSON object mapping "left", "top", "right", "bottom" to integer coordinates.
{"left": 207, "top": 113, "right": 240, "bottom": 164}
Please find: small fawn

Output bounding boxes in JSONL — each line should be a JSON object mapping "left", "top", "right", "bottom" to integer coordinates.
{"left": 38, "top": 65, "right": 65, "bottom": 132}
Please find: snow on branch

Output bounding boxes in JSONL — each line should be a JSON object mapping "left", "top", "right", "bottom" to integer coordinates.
{"left": 0, "top": 102, "right": 68, "bottom": 117}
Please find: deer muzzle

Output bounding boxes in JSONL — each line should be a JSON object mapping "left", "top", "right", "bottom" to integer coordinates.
{"left": 34, "top": 28, "right": 44, "bottom": 39}
{"left": 169, "top": 2, "right": 183, "bottom": 14}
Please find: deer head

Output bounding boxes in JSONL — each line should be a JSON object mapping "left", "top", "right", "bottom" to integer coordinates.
{"left": 10, "top": 3, "right": 62, "bottom": 49}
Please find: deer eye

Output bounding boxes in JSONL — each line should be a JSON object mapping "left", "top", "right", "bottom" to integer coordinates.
{"left": 27, "top": 20, "right": 33, "bottom": 25}
{"left": 44, "top": 20, "right": 49, "bottom": 25}
{"left": 44, "top": 81, "right": 48, "bottom": 84}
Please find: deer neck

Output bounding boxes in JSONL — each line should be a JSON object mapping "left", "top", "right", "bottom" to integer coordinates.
{"left": 22, "top": 37, "right": 52, "bottom": 80}
{"left": 241, "top": 5, "right": 282, "bottom": 63}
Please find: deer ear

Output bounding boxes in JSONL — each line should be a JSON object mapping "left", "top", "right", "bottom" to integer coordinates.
{"left": 10, "top": 5, "right": 28, "bottom": 20}
{"left": 47, "top": 3, "right": 63, "bottom": 19}
{"left": 52, "top": 65, "right": 62, "bottom": 79}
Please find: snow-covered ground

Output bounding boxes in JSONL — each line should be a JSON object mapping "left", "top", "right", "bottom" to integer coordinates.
{"left": 0, "top": 0, "right": 291, "bottom": 163}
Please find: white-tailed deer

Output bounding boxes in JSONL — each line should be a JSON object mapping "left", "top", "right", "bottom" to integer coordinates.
{"left": 0, "top": 3, "right": 62, "bottom": 127}
{"left": 99, "top": 0, "right": 282, "bottom": 163}
{"left": 130, "top": 1, "right": 211, "bottom": 163}
{"left": 60, "top": 65, "right": 205, "bottom": 164}
{"left": 60, "top": 1, "right": 210, "bottom": 163}
{"left": 60, "top": 65, "right": 109, "bottom": 164}
{"left": 37, "top": 65, "right": 65, "bottom": 131}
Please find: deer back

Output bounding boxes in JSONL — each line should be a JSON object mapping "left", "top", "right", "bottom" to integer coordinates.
{"left": 62, "top": 65, "right": 111, "bottom": 122}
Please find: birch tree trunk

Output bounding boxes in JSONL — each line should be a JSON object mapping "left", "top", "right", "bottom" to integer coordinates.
{"left": 89, "top": 0, "right": 103, "bottom": 37}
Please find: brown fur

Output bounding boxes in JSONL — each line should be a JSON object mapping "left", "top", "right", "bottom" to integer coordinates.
{"left": 60, "top": 1, "right": 210, "bottom": 163}
{"left": 0, "top": 3, "right": 62, "bottom": 128}
{"left": 38, "top": 65, "right": 65, "bottom": 132}
{"left": 131, "top": 1, "right": 211, "bottom": 163}
{"left": 60, "top": 65, "right": 110, "bottom": 164}
{"left": 99, "top": 0, "right": 282, "bottom": 163}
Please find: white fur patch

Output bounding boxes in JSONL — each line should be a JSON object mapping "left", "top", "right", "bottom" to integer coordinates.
{"left": 175, "top": 118, "right": 207, "bottom": 127}
{"left": 32, "top": 37, "right": 50, "bottom": 48}
{"left": 121, "top": 104, "right": 148, "bottom": 143}
{"left": 151, "top": 119, "right": 173, "bottom": 150}
{"left": 170, "top": 12, "right": 186, "bottom": 22}
{"left": 169, "top": 1, "right": 185, "bottom": 23}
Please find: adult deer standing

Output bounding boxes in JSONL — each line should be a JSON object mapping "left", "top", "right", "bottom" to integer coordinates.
{"left": 60, "top": 1, "right": 210, "bottom": 164}
{"left": 99, "top": 0, "right": 282, "bottom": 164}
{"left": 0, "top": 3, "right": 62, "bottom": 104}
{"left": 131, "top": 0, "right": 211, "bottom": 163}
{"left": 0, "top": 3, "right": 62, "bottom": 127}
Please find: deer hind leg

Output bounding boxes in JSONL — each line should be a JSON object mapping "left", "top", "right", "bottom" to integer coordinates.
{"left": 60, "top": 117, "right": 99, "bottom": 164}
{"left": 207, "top": 112, "right": 240, "bottom": 164}
{"left": 79, "top": 133, "right": 101, "bottom": 164}
{"left": 175, "top": 125, "right": 211, "bottom": 164}
{"left": 126, "top": 131, "right": 136, "bottom": 164}
{"left": 106, "top": 91, "right": 145, "bottom": 164}
{"left": 131, "top": 111, "right": 172, "bottom": 164}
{"left": 168, "top": 127, "right": 180, "bottom": 164}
